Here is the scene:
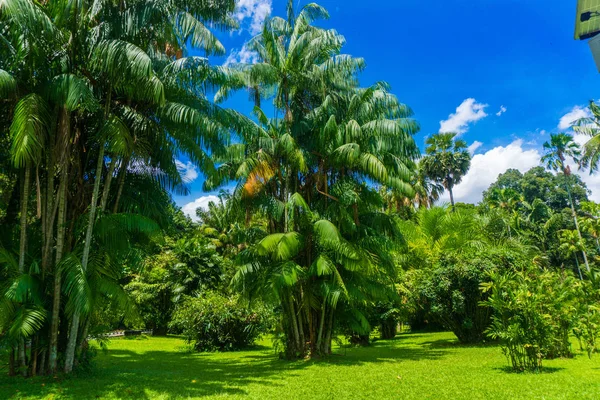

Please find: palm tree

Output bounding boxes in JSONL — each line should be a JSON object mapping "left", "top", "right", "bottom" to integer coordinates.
{"left": 414, "top": 165, "right": 444, "bottom": 208}
{"left": 420, "top": 132, "right": 471, "bottom": 210}
{"left": 487, "top": 188, "right": 524, "bottom": 238}
{"left": 573, "top": 101, "right": 600, "bottom": 173}
{"left": 207, "top": 1, "right": 419, "bottom": 358}
{"left": 558, "top": 229, "right": 586, "bottom": 280}
{"left": 541, "top": 133, "right": 590, "bottom": 273}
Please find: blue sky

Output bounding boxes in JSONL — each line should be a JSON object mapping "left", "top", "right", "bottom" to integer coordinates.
{"left": 176, "top": 0, "right": 600, "bottom": 219}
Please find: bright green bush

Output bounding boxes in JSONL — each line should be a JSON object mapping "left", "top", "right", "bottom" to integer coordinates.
{"left": 482, "top": 268, "right": 579, "bottom": 372}
{"left": 573, "top": 271, "right": 600, "bottom": 358}
{"left": 169, "top": 292, "right": 270, "bottom": 352}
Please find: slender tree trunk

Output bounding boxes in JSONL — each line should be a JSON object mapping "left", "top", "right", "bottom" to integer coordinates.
{"left": 566, "top": 176, "right": 590, "bottom": 272}
{"left": 17, "top": 166, "right": 31, "bottom": 375}
{"left": 288, "top": 294, "right": 301, "bottom": 352}
{"left": 99, "top": 157, "right": 117, "bottom": 212}
{"left": 575, "top": 254, "right": 584, "bottom": 281}
{"left": 76, "top": 319, "right": 90, "bottom": 355}
{"left": 18, "top": 339, "right": 26, "bottom": 376}
{"left": 324, "top": 306, "right": 334, "bottom": 355}
{"left": 64, "top": 144, "right": 106, "bottom": 373}
{"left": 49, "top": 169, "right": 68, "bottom": 373}
{"left": 18, "top": 165, "right": 31, "bottom": 273}
{"left": 112, "top": 155, "right": 129, "bottom": 213}
{"left": 31, "top": 336, "right": 38, "bottom": 377}
{"left": 448, "top": 186, "right": 455, "bottom": 211}
{"left": 316, "top": 302, "right": 326, "bottom": 354}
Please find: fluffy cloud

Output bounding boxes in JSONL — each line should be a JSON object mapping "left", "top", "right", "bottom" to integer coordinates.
{"left": 235, "top": 0, "right": 272, "bottom": 35}
{"left": 439, "top": 98, "right": 488, "bottom": 134}
{"left": 175, "top": 160, "right": 198, "bottom": 183}
{"left": 496, "top": 105, "right": 507, "bottom": 116}
{"left": 558, "top": 106, "right": 591, "bottom": 130}
{"left": 224, "top": 44, "right": 259, "bottom": 66}
{"left": 182, "top": 195, "right": 220, "bottom": 222}
{"left": 443, "top": 140, "right": 541, "bottom": 204}
{"left": 467, "top": 141, "right": 483, "bottom": 155}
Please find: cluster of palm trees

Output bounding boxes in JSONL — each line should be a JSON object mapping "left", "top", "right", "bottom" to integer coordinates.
{"left": 0, "top": 0, "right": 250, "bottom": 375}
{"left": 197, "top": 2, "right": 423, "bottom": 357}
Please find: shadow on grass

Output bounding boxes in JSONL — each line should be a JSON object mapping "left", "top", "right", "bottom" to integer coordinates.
{"left": 493, "top": 366, "right": 565, "bottom": 374}
{"left": 421, "top": 338, "right": 499, "bottom": 349}
{"left": 0, "top": 335, "right": 450, "bottom": 399}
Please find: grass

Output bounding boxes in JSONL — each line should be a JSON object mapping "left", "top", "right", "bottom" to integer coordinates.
{"left": 1, "top": 332, "right": 600, "bottom": 399}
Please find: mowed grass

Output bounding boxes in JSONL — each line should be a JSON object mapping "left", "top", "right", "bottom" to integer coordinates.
{"left": 1, "top": 332, "right": 600, "bottom": 399}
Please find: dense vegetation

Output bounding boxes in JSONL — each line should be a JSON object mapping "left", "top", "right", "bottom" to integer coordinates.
{"left": 1, "top": 0, "right": 600, "bottom": 386}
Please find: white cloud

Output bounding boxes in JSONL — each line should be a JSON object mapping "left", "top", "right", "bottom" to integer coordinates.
{"left": 439, "top": 98, "right": 488, "bottom": 134}
{"left": 182, "top": 195, "right": 220, "bottom": 222}
{"left": 467, "top": 141, "right": 483, "bottom": 155}
{"left": 558, "top": 106, "right": 591, "bottom": 130}
{"left": 444, "top": 140, "right": 541, "bottom": 204}
{"left": 235, "top": 0, "right": 272, "bottom": 35}
{"left": 496, "top": 105, "right": 507, "bottom": 116}
{"left": 224, "top": 44, "right": 259, "bottom": 66}
{"left": 175, "top": 160, "right": 198, "bottom": 183}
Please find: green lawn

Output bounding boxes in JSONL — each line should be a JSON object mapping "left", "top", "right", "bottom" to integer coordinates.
{"left": 1, "top": 332, "right": 600, "bottom": 399}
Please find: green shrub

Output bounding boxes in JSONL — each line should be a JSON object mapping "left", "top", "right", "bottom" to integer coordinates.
{"left": 170, "top": 292, "right": 270, "bottom": 352}
{"left": 481, "top": 268, "right": 579, "bottom": 372}
{"left": 573, "top": 271, "right": 600, "bottom": 358}
{"left": 416, "top": 249, "right": 519, "bottom": 343}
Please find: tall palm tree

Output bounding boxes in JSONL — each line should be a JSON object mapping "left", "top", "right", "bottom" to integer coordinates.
{"left": 541, "top": 133, "right": 590, "bottom": 273}
{"left": 420, "top": 132, "right": 471, "bottom": 210}
{"left": 208, "top": 1, "right": 419, "bottom": 358}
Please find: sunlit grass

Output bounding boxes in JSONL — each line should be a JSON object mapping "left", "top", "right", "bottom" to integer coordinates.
{"left": 1, "top": 332, "right": 599, "bottom": 399}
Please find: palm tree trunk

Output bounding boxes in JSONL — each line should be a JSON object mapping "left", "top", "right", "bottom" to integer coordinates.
{"left": 316, "top": 303, "right": 326, "bottom": 353}
{"left": 324, "top": 306, "right": 334, "bottom": 355}
{"left": 18, "top": 165, "right": 31, "bottom": 273}
{"left": 112, "top": 155, "right": 129, "bottom": 213}
{"left": 49, "top": 169, "right": 68, "bottom": 373}
{"left": 64, "top": 145, "right": 105, "bottom": 373}
{"left": 566, "top": 177, "right": 590, "bottom": 273}
{"left": 99, "top": 157, "right": 117, "bottom": 212}
{"left": 575, "top": 254, "right": 584, "bottom": 280}
{"left": 18, "top": 339, "right": 26, "bottom": 376}
{"left": 17, "top": 165, "right": 31, "bottom": 375}
{"left": 448, "top": 186, "right": 455, "bottom": 211}
{"left": 288, "top": 293, "right": 301, "bottom": 352}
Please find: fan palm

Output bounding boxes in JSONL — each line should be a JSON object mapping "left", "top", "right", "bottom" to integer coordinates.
{"left": 420, "top": 132, "right": 471, "bottom": 210}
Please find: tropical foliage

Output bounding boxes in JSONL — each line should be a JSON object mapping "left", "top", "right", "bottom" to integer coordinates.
{"left": 2, "top": 0, "right": 600, "bottom": 381}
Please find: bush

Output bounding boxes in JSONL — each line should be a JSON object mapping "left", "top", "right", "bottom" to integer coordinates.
{"left": 573, "top": 271, "right": 600, "bottom": 358}
{"left": 170, "top": 292, "right": 270, "bottom": 352}
{"left": 482, "top": 268, "right": 579, "bottom": 372}
{"left": 416, "top": 247, "right": 530, "bottom": 344}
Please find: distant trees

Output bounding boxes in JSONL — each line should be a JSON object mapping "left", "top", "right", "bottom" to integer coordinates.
{"left": 542, "top": 133, "right": 590, "bottom": 273}
{"left": 420, "top": 133, "right": 471, "bottom": 210}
